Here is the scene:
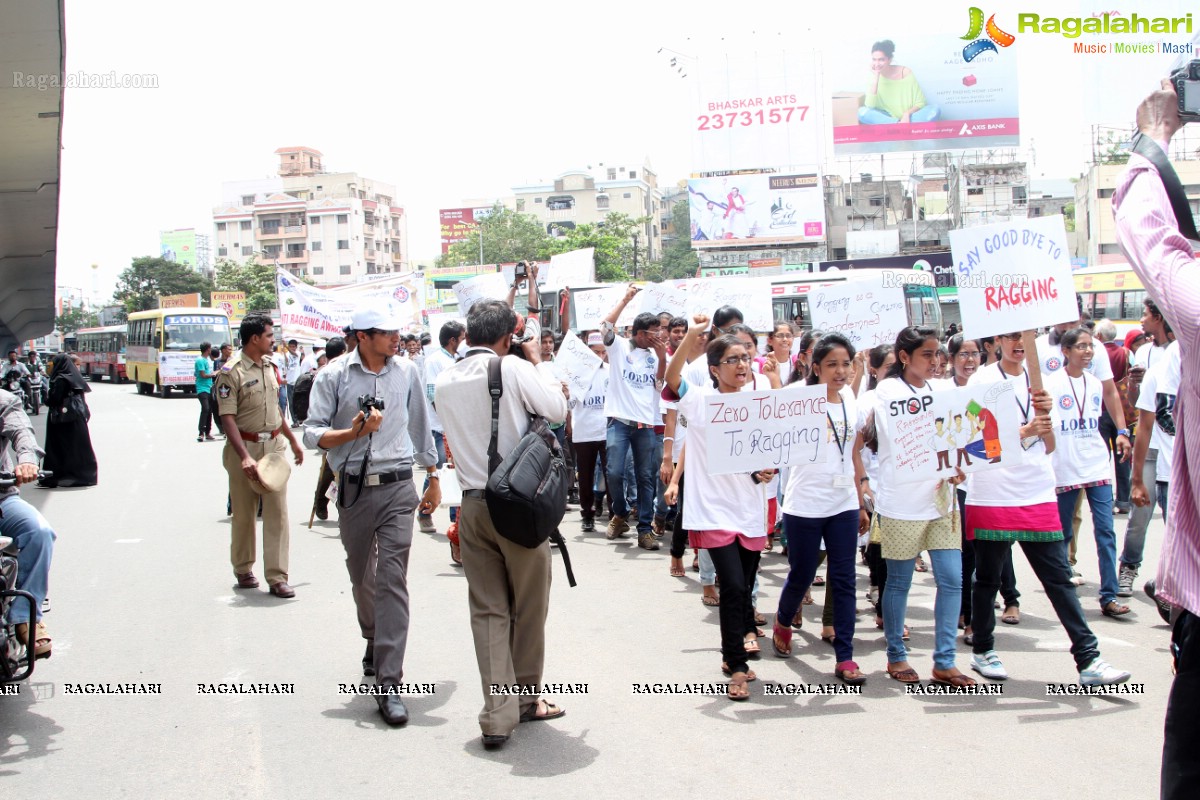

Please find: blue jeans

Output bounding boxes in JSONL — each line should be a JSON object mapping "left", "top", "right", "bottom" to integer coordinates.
{"left": 778, "top": 511, "right": 860, "bottom": 664}
{"left": 425, "top": 430, "right": 456, "bottom": 523}
{"left": 858, "top": 104, "right": 940, "bottom": 124}
{"left": 884, "top": 547, "right": 962, "bottom": 670}
{"left": 1058, "top": 484, "right": 1118, "bottom": 606}
{"left": 606, "top": 420, "right": 657, "bottom": 534}
{"left": 0, "top": 494, "right": 56, "bottom": 625}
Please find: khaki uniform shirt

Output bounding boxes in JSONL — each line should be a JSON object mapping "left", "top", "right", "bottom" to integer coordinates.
{"left": 214, "top": 352, "right": 283, "bottom": 434}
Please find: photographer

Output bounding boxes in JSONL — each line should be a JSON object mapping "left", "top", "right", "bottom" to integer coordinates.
{"left": 1112, "top": 76, "right": 1199, "bottom": 800}
{"left": 302, "top": 300, "right": 440, "bottom": 727}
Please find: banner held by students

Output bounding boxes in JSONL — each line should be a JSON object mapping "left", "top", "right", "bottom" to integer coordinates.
{"left": 682, "top": 276, "right": 773, "bottom": 331}
{"left": 552, "top": 331, "right": 603, "bottom": 398}
{"left": 572, "top": 286, "right": 626, "bottom": 330}
{"left": 704, "top": 384, "right": 828, "bottom": 474}
{"left": 617, "top": 281, "right": 689, "bottom": 327}
{"left": 452, "top": 272, "right": 511, "bottom": 315}
{"left": 808, "top": 274, "right": 907, "bottom": 350}
{"left": 543, "top": 248, "right": 595, "bottom": 290}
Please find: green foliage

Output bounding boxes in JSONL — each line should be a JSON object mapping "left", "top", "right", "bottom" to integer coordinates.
{"left": 113, "top": 256, "right": 214, "bottom": 313}
{"left": 439, "top": 203, "right": 558, "bottom": 268}
{"left": 214, "top": 257, "right": 278, "bottom": 311}
{"left": 656, "top": 200, "right": 700, "bottom": 281}
{"left": 1062, "top": 201, "right": 1075, "bottom": 232}
{"left": 556, "top": 212, "right": 649, "bottom": 283}
{"left": 54, "top": 306, "right": 100, "bottom": 335}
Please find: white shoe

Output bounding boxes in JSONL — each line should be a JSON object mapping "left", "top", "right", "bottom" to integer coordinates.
{"left": 970, "top": 650, "right": 1008, "bottom": 680}
{"left": 1080, "top": 658, "right": 1131, "bottom": 686}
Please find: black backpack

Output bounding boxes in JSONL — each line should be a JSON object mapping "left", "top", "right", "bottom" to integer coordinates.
{"left": 484, "top": 357, "right": 576, "bottom": 586}
{"left": 291, "top": 370, "right": 315, "bottom": 422}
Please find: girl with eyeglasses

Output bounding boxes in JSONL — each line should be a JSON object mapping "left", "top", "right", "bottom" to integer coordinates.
{"left": 1045, "top": 327, "right": 1132, "bottom": 618}
{"left": 772, "top": 333, "right": 871, "bottom": 685}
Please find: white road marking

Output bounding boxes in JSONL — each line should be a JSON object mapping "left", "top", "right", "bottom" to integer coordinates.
{"left": 114, "top": 538, "right": 143, "bottom": 544}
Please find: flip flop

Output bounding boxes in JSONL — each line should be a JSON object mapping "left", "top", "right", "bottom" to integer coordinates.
{"left": 1001, "top": 606, "right": 1020, "bottom": 625}
{"left": 812, "top": 576, "right": 826, "bottom": 586}
{"left": 727, "top": 674, "right": 751, "bottom": 701}
{"left": 702, "top": 593, "right": 720, "bottom": 607}
{"left": 772, "top": 623, "right": 793, "bottom": 657}
{"left": 722, "top": 663, "right": 758, "bottom": 680}
{"left": 930, "top": 669, "right": 977, "bottom": 688}
{"left": 835, "top": 661, "right": 867, "bottom": 686}
{"left": 669, "top": 559, "right": 685, "bottom": 578}
{"left": 743, "top": 637, "right": 761, "bottom": 657}
{"left": 886, "top": 664, "right": 921, "bottom": 683}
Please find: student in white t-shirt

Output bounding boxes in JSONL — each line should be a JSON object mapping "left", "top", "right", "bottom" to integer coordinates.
{"left": 664, "top": 314, "right": 778, "bottom": 701}
{"left": 601, "top": 285, "right": 668, "bottom": 550}
{"left": 1045, "top": 327, "right": 1131, "bottom": 617}
{"left": 662, "top": 319, "right": 711, "bottom": 580}
{"left": 571, "top": 333, "right": 611, "bottom": 534}
{"left": 871, "top": 326, "right": 972, "bottom": 687}
{"left": 964, "top": 332, "right": 1131, "bottom": 687}
{"left": 772, "top": 333, "right": 871, "bottom": 686}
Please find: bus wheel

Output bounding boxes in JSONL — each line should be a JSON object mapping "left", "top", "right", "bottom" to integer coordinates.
{"left": 108, "top": 366, "right": 115, "bottom": 383}
{"left": 158, "top": 383, "right": 170, "bottom": 398}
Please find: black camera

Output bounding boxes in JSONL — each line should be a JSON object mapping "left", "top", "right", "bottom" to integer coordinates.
{"left": 515, "top": 261, "right": 528, "bottom": 280}
{"left": 1170, "top": 59, "right": 1200, "bottom": 124}
{"left": 358, "top": 394, "right": 385, "bottom": 413}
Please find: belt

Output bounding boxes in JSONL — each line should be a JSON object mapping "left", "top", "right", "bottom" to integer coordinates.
{"left": 344, "top": 468, "right": 413, "bottom": 487}
{"left": 463, "top": 489, "right": 486, "bottom": 499}
{"left": 239, "top": 427, "right": 281, "bottom": 442}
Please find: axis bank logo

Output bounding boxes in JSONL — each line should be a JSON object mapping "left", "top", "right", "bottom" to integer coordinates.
{"left": 961, "top": 7, "right": 1016, "bottom": 62}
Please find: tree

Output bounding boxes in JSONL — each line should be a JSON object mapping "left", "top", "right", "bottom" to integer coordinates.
{"left": 656, "top": 199, "right": 700, "bottom": 281}
{"left": 214, "top": 257, "right": 278, "bottom": 312}
{"left": 556, "top": 212, "right": 650, "bottom": 283}
{"left": 439, "top": 203, "right": 557, "bottom": 267}
{"left": 55, "top": 306, "right": 100, "bottom": 335}
{"left": 113, "top": 256, "right": 214, "bottom": 313}
{"left": 1062, "top": 201, "right": 1076, "bottom": 232}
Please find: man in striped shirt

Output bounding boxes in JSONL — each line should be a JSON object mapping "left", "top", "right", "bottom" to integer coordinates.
{"left": 1112, "top": 79, "right": 1198, "bottom": 800}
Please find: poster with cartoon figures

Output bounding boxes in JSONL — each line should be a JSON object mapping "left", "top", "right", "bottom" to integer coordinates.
{"left": 880, "top": 381, "right": 1024, "bottom": 485}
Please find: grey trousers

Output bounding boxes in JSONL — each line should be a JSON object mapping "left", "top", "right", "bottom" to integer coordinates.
{"left": 1121, "top": 447, "right": 1160, "bottom": 569}
{"left": 337, "top": 478, "right": 418, "bottom": 685}
{"left": 458, "top": 495, "right": 552, "bottom": 736}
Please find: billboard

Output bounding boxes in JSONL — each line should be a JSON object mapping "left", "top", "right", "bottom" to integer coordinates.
{"left": 688, "top": 172, "right": 825, "bottom": 248}
{"left": 439, "top": 207, "right": 491, "bottom": 254}
{"left": 691, "top": 50, "right": 823, "bottom": 174}
{"left": 818, "top": 251, "right": 958, "bottom": 298}
{"left": 158, "top": 293, "right": 202, "bottom": 308}
{"left": 827, "top": 34, "right": 1019, "bottom": 155}
{"left": 211, "top": 291, "right": 248, "bottom": 324}
{"left": 160, "top": 229, "right": 198, "bottom": 269}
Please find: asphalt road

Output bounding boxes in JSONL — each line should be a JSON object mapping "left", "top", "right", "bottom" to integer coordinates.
{"left": 1, "top": 381, "right": 1171, "bottom": 798}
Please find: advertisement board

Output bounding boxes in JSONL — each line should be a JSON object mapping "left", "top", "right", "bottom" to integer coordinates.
{"left": 438, "top": 207, "right": 491, "bottom": 255}
{"left": 160, "top": 229, "right": 198, "bottom": 269}
{"left": 691, "top": 50, "right": 823, "bottom": 174}
{"left": 827, "top": 33, "right": 1019, "bottom": 156}
{"left": 688, "top": 172, "right": 825, "bottom": 248}
{"left": 211, "top": 291, "right": 248, "bottom": 324}
{"left": 818, "top": 252, "right": 957, "bottom": 298}
{"left": 158, "top": 293, "right": 202, "bottom": 309}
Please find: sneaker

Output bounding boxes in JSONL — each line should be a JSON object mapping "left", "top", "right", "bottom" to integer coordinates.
{"left": 638, "top": 532, "right": 661, "bottom": 551}
{"left": 580, "top": 516, "right": 595, "bottom": 533}
{"left": 1145, "top": 579, "right": 1174, "bottom": 624}
{"left": 567, "top": 489, "right": 580, "bottom": 506}
{"left": 417, "top": 515, "right": 437, "bottom": 534}
{"left": 1117, "top": 565, "right": 1137, "bottom": 598}
{"left": 606, "top": 515, "right": 630, "bottom": 540}
{"left": 1079, "top": 657, "right": 1131, "bottom": 686}
{"left": 1070, "top": 568, "right": 1085, "bottom": 587}
{"left": 970, "top": 650, "right": 1008, "bottom": 680}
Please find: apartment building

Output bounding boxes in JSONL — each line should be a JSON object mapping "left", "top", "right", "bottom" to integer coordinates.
{"left": 212, "top": 146, "right": 408, "bottom": 285}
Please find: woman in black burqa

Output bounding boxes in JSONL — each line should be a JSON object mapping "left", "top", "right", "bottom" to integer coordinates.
{"left": 40, "top": 353, "right": 97, "bottom": 488}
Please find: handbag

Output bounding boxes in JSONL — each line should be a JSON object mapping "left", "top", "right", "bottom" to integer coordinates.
{"left": 50, "top": 391, "right": 89, "bottom": 424}
{"left": 438, "top": 465, "right": 463, "bottom": 507}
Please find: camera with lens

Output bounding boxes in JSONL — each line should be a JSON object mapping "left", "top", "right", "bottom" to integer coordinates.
{"left": 358, "top": 394, "right": 385, "bottom": 414}
{"left": 1170, "top": 59, "right": 1200, "bottom": 123}
{"left": 514, "top": 260, "right": 529, "bottom": 280}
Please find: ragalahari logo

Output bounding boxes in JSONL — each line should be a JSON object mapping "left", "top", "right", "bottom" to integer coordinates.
{"left": 961, "top": 7, "right": 1016, "bottom": 61}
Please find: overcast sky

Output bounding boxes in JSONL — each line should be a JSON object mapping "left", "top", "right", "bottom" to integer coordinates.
{"left": 55, "top": 0, "right": 1194, "bottom": 301}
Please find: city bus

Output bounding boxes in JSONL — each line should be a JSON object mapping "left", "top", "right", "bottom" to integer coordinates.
{"left": 76, "top": 325, "right": 128, "bottom": 382}
{"left": 1073, "top": 265, "right": 1146, "bottom": 327}
{"left": 769, "top": 268, "right": 943, "bottom": 334}
{"left": 125, "top": 308, "right": 232, "bottom": 397}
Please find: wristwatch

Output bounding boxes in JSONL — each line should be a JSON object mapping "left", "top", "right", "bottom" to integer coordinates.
{"left": 1117, "top": 428, "right": 1130, "bottom": 437}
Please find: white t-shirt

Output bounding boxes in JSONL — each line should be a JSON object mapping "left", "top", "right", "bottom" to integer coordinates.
{"left": 570, "top": 365, "right": 609, "bottom": 444}
{"left": 782, "top": 387, "right": 861, "bottom": 518}
{"left": 1035, "top": 333, "right": 1113, "bottom": 381}
{"left": 966, "top": 362, "right": 1059, "bottom": 507}
{"left": 873, "top": 375, "right": 952, "bottom": 521}
{"left": 1136, "top": 341, "right": 1180, "bottom": 479}
{"left": 604, "top": 334, "right": 661, "bottom": 426}
{"left": 423, "top": 348, "right": 457, "bottom": 433}
{"left": 677, "top": 379, "right": 767, "bottom": 535}
{"left": 858, "top": 388, "right": 881, "bottom": 485}
{"left": 1134, "top": 341, "right": 1170, "bottom": 372}
{"left": 1045, "top": 370, "right": 1109, "bottom": 487}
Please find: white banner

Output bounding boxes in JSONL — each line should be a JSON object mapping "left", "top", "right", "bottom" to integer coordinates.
{"left": 617, "top": 281, "right": 690, "bottom": 327}
{"left": 277, "top": 269, "right": 424, "bottom": 342}
{"left": 159, "top": 352, "right": 196, "bottom": 385}
{"left": 950, "top": 216, "right": 1078, "bottom": 339}
{"left": 703, "top": 384, "right": 829, "bottom": 474}
{"left": 879, "top": 382, "right": 1025, "bottom": 486}
{"left": 572, "top": 286, "right": 626, "bottom": 330}
{"left": 425, "top": 312, "right": 465, "bottom": 338}
{"left": 808, "top": 275, "right": 908, "bottom": 351}
{"left": 681, "top": 277, "right": 773, "bottom": 331}
{"left": 551, "top": 331, "right": 603, "bottom": 399}
{"left": 452, "top": 272, "right": 511, "bottom": 315}
{"left": 544, "top": 248, "right": 595, "bottom": 290}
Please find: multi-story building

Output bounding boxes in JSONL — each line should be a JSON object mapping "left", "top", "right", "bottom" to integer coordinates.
{"left": 510, "top": 159, "right": 663, "bottom": 261}
{"left": 954, "top": 161, "right": 1029, "bottom": 229}
{"left": 212, "top": 147, "right": 408, "bottom": 285}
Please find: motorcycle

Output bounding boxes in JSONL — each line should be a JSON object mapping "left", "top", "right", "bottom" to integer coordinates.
{"left": 1, "top": 369, "right": 38, "bottom": 416}
{"left": 0, "top": 470, "right": 51, "bottom": 685}
{"left": 2, "top": 369, "right": 27, "bottom": 409}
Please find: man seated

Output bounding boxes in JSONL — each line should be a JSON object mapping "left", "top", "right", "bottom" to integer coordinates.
{"left": 0, "top": 389, "right": 55, "bottom": 659}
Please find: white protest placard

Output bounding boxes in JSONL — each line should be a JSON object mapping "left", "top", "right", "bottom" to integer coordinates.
{"left": 808, "top": 274, "right": 908, "bottom": 350}
{"left": 950, "top": 215, "right": 1079, "bottom": 339}
{"left": 452, "top": 272, "right": 510, "bottom": 314}
{"left": 425, "top": 312, "right": 465, "bottom": 338}
{"left": 572, "top": 286, "right": 625, "bottom": 330}
{"left": 544, "top": 248, "right": 595, "bottom": 290}
{"left": 617, "top": 281, "right": 690, "bottom": 327}
{"left": 551, "top": 331, "right": 602, "bottom": 398}
{"left": 681, "top": 277, "right": 773, "bottom": 331}
{"left": 880, "top": 382, "right": 1025, "bottom": 486}
{"left": 704, "top": 384, "right": 828, "bottom": 474}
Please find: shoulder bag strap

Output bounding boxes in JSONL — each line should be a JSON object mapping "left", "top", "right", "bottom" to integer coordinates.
{"left": 487, "top": 357, "right": 504, "bottom": 475}
{"left": 1130, "top": 133, "right": 1200, "bottom": 242}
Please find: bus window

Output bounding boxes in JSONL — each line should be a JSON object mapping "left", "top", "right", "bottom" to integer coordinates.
{"left": 1122, "top": 290, "right": 1145, "bottom": 320}
{"left": 162, "top": 315, "right": 231, "bottom": 351}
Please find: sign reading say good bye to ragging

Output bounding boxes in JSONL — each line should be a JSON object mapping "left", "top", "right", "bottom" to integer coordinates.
{"left": 704, "top": 384, "right": 828, "bottom": 474}
{"left": 950, "top": 215, "right": 1079, "bottom": 339}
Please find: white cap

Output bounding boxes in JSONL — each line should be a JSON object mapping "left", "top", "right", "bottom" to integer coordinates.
{"left": 350, "top": 299, "right": 404, "bottom": 331}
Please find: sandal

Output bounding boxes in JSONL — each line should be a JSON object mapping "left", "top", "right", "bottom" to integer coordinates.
{"left": 519, "top": 698, "right": 566, "bottom": 722}
{"left": 1102, "top": 601, "right": 1132, "bottom": 618}
{"left": 915, "top": 556, "right": 928, "bottom": 573}
{"left": 450, "top": 541, "right": 463, "bottom": 567}
{"left": 821, "top": 627, "right": 836, "bottom": 645}
{"left": 765, "top": 535, "right": 774, "bottom": 552}
{"left": 835, "top": 660, "right": 867, "bottom": 686}
{"left": 669, "top": 558, "right": 685, "bottom": 578}
{"left": 727, "top": 673, "right": 751, "bottom": 701}
{"left": 743, "top": 636, "right": 761, "bottom": 657}
{"left": 15, "top": 621, "right": 51, "bottom": 659}
{"left": 772, "top": 623, "right": 793, "bottom": 657}
{"left": 803, "top": 590, "right": 815, "bottom": 605}
{"left": 791, "top": 610, "right": 804, "bottom": 630}
{"left": 812, "top": 575, "right": 826, "bottom": 586}
{"left": 963, "top": 626, "right": 974, "bottom": 647}
{"left": 930, "top": 668, "right": 977, "bottom": 688}
{"left": 1001, "top": 606, "right": 1020, "bottom": 625}
{"left": 886, "top": 663, "right": 921, "bottom": 683}
{"left": 722, "top": 663, "right": 757, "bottom": 680}
{"left": 753, "top": 610, "right": 766, "bottom": 626}
{"left": 702, "top": 591, "right": 720, "bottom": 607}
{"left": 692, "top": 555, "right": 699, "bottom": 572}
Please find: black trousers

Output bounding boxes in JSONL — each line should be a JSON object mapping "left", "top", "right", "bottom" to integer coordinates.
{"left": 1163, "top": 611, "right": 1200, "bottom": 799}
{"left": 197, "top": 391, "right": 213, "bottom": 436}
{"left": 669, "top": 474, "right": 687, "bottom": 558}
{"left": 706, "top": 541, "right": 760, "bottom": 674}
{"left": 572, "top": 440, "right": 606, "bottom": 519}
{"left": 958, "top": 488, "right": 1020, "bottom": 624}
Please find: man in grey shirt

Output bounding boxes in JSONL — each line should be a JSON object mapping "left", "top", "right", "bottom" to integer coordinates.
{"left": 303, "top": 299, "right": 440, "bottom": 727}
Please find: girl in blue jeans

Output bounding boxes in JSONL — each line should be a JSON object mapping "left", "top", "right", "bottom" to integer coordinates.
{"left": 772, "top": 334, "right": 871, "bottom": 684}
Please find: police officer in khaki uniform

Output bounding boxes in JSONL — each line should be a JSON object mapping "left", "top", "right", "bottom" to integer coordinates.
{"left": 214, "top": 313, "right": 305, "bottom": 598}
